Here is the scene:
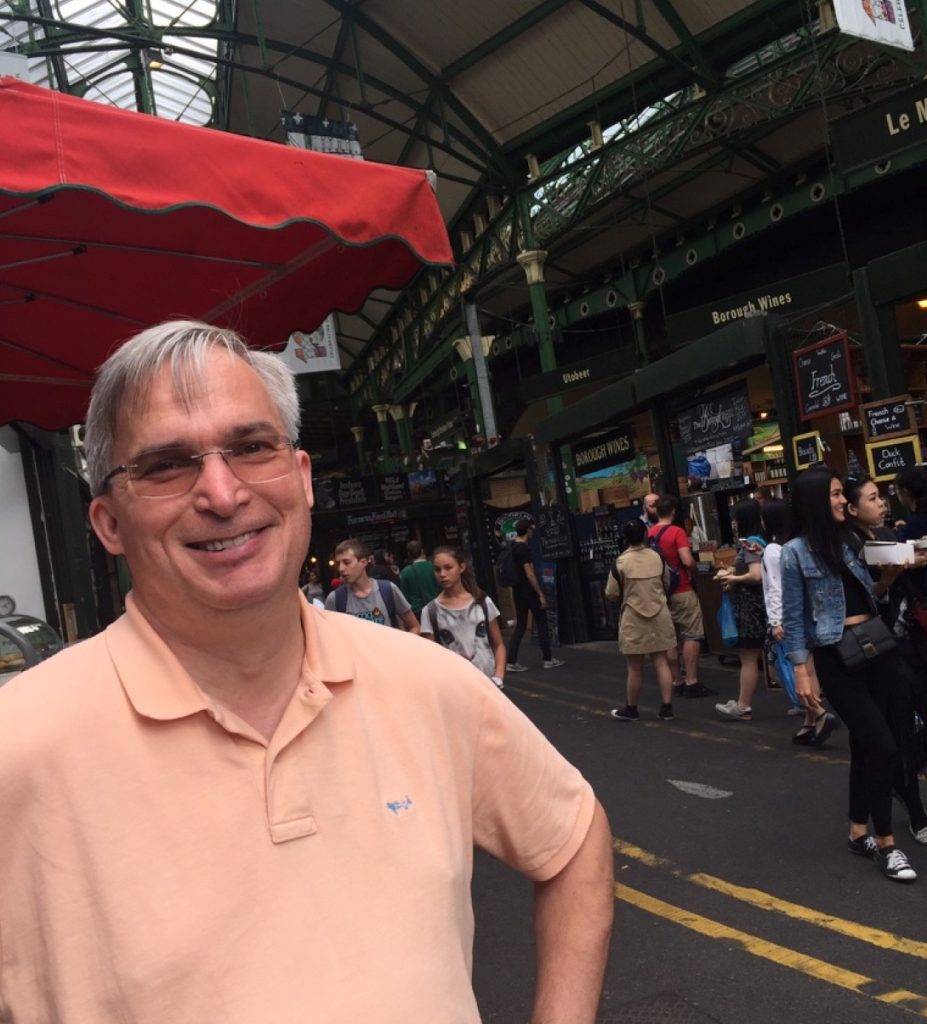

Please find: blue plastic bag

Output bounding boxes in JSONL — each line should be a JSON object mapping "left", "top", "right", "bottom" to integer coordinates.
{"left": 771, "top": 639, "right": 798, "bottom": 705}
{"left": 717, "top": 592, "right": 739, "bottom": 648}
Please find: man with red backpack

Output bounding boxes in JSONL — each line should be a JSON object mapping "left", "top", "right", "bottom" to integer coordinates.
{"left": 648, "top": 494, "right": 713, "bottom": 698}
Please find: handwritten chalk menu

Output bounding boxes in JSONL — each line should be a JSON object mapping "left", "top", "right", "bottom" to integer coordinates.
{"left": 677, "top": 383, "right": 753, "bottom": 450}
{"left": 537, "top": 504, "right": 574, "bottom": 559}
{"left": 865, "top": 434, "right": 922, "bottom": 482}
{"left": 792, "top": 431, "right": 821, "bottom": 470}
{"left": 860, "top": 394, "right": 915, "bottom": 441}
{"left": 793, "top": 332, "right": 855, "bottom": 421}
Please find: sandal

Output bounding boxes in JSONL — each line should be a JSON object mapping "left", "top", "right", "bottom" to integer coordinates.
{"left": 810, "top": 711, "right": 835, "bottom": 748}
{"left": 793, "top": 724, "right": 814, "bottom": 746}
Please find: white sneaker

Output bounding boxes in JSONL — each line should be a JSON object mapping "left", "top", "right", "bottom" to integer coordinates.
{"left": 715, "top": 700, "right": 752, "bottom": 721}
{"left": 506, "top": 662, "right": 528, "bottom": 673}
{"left": 543, "top": 658, "right": 564, "bottom": 669}
{"left": 787, "top": 706, "right": 805, "bottom": 717}
{"left": 911, "top": 824, "right": 927, "bottom": 846}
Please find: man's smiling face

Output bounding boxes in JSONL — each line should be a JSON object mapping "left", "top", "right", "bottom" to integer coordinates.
{"left": 89, "top": 349, "right": 312, "bottom": 622}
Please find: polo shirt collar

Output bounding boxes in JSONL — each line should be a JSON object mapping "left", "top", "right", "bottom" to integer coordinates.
{"left": 106, "top": 593, "right": 357, "bottom": 722}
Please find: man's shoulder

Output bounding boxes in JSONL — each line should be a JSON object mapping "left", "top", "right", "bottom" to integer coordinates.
{"left": 654, "top": 524, "right": 687, "bottom": 550}
{"left": 0, "top": 631, "right": 116, "bottom": 751}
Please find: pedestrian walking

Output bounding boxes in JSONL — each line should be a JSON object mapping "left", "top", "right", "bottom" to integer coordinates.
{"left": 421, "top": 547, "right": 506, "bottom": 688}
{"left": 326, "top": 538, "right": 420, "bottom": 632}
{"left": 399, "top": 539, "right": 441, "bottom": 618}
{"left": 715, "top": 499, "right": 768, "bottom": 722}
{"left": 781, "top": 469, "right": 917, "bottom": 882}
{"left": 760, "top": 499, "right": 835, "bottom": 745}
{"left": 505, "top": 519, "right": 564, "bottom": 672}
{"left": 648, "top": 494, "right": 713, "bottom": 698}
{"left": 300, "top": 564, "right": 324, "bottom": 603}
{"left": 606, "top": 518, "right": 677, "bottom": 722}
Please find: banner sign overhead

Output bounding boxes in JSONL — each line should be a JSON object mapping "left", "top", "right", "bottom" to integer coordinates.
{"left": 833, "top": 0, "right": 913, "bottom": 51}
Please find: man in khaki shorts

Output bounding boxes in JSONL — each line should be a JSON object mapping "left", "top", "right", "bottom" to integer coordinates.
{"left": 648, "top": 494, "right": 715, "bottom": 699}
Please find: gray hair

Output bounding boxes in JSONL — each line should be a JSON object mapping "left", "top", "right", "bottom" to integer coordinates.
{"left": 84, "top": 320, "right": 300, "bottom": 495}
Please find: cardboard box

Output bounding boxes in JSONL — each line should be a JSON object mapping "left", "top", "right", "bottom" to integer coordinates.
{"left": 863, "top": 540, "right": 915, "bottom": 565}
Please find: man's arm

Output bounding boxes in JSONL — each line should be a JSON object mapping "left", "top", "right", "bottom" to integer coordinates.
{"left": 524, "top": 563, "right": 547, "bottom": 608}
{"left": 530, "top": 800, "right": 614, "bottom": 1024}
{"left": 675, "top": 532, "right": 697, "bottom": 572}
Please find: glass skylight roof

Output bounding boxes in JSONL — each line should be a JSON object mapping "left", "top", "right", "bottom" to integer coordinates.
{"left": 0, "top": 0, "right": 219, "bottom": 124}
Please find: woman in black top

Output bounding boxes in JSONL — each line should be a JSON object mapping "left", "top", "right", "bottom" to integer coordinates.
{"left": 845, "top": 474, "right": 927, "bottom": 847}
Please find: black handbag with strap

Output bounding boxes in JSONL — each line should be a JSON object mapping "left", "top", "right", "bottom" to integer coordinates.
{"left": 833, "top": 616, "right": 897, "bottom": 670}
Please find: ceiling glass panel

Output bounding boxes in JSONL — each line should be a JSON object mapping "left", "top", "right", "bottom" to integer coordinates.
{"left": 0, "top": 0, "right": 219, "bottom": 123}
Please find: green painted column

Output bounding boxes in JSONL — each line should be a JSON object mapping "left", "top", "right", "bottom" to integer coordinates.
{"left": 854, "top": 268, "right": 906, "bottom": 400}
{"left": 349, "top": 425, "right": 366, "bottom": 471}
{"left": 388, "top": 404, "right": 415, "bottom": 460}
{"left": 628, "top": 301, "right": 650, "bottom": 367}
{"left": 515, "top": 192, "right": 558, "bottom": 382}
{"left": 452, "top": 337, "right": 486, "bottom": 441}
{"left": 371, "top": 404, "right": 395, "bottom": 470}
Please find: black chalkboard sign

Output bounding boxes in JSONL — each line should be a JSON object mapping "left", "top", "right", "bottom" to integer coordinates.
{"left": 860, "top": 395, "right": 915, "bottom": 441}
{"left": 792, "top": 432, "right": 821, "bottom": 470}
{"left": 537, "top": 504, "right": 574, "bottom": 559}
{"left": 793, "top": 332, "right": 855, "bottom": 421}
{"left": 865, "top": 434, "right": 922, "bottom": 482}
{"left": 677, "top": 383, "right": 753, "bottom": 450}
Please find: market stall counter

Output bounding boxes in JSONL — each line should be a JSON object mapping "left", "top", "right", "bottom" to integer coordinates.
{"left": 690, "top": 549, "right": 737, "bottom": 659}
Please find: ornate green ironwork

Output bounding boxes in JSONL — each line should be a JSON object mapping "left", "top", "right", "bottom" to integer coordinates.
{"left": 348, "top": 26, "right": 927, "bottom": 414}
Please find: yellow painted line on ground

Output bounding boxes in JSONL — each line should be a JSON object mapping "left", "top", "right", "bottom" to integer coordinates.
{"left": 616, "top": 883, "right": 927, "bottom": 1017}
{"left": 615, "top": 838, "right": 927, "bottom": 960}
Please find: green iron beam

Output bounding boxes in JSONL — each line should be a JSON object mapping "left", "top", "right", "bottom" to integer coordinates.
{"left": 349, "top": 41, "right": 927, "bottom": 410}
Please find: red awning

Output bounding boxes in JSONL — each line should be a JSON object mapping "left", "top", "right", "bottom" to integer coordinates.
{"left": 0, "top": 77, "right": 452, "bottom": 429}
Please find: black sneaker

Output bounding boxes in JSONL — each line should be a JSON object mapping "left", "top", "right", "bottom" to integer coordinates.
{"left": 672, "top": 682, "right": 686, "bottom": 698}
{"left": 847, "top": 834, "right": 877, "bottom": 858}
{"left": 683, "top": 683, "right": 717, "bottom": 698}
{"left": 610, "top": 705, "right": 639, "bottom": 721}
{"left": 659, "top": 703, "right": 674, "bottom": 721}
{"left": 873, "top": 845, "right": 917, "bottom": 882}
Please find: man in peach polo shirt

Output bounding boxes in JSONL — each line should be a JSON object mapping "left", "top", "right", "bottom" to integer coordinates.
{"left": 0, "top": 321, "right": 613, "bottom": 1024}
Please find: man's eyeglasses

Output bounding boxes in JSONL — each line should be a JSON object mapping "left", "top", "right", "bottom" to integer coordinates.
{"left": 102, "top": 434, "right": 300, "bottom": 499}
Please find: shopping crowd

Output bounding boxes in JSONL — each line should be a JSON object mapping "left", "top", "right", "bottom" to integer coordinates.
{"left": 317, "top": 465, "right": 927, "bottom": 887}
{"left": 604, "top": 469, "right": 927, "bottom": 884}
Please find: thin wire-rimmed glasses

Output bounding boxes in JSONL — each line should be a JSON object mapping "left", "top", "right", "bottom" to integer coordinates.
{"left": 102, "top": 434, "right": 300, "bottom": 499}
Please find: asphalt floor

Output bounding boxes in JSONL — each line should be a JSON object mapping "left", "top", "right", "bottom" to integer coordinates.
{"left": 470, "top": 639, "right": 927, "bottom": 1024}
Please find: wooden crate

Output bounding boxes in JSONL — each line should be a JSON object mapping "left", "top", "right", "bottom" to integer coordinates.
{"left": 579, "top": 488, "right": 601, "bottom": 512}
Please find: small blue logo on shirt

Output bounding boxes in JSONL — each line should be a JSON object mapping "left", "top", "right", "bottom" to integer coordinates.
{"left": 386, "top": 796, "right": 414, "bottom": 815}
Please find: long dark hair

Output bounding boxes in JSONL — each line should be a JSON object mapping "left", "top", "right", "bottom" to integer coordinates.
{"left": 895, "top": 466, "right": 927, "bottom": 513}
{"left": 844, "top": 474, "right": 875, "bottom": 543}
{"left": 731, "top": 499, "right": 763, "bottom": 541}
{"left": 432, "top": 546, "right": 486, "bottom": 601}
{"left": 789, "top": 468, "right": 846, "bottom": 574}
{"left": 760, "top": 499, "right": 790, "bottom": 545}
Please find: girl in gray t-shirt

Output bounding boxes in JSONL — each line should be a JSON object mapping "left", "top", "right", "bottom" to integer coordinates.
{"left": 421, "top": 547, "right": 507, "bottom": 688}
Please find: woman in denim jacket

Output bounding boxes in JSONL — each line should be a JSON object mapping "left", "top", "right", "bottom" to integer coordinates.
{"left": 781, "top": 470, "right": 917, "bottom": 883}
